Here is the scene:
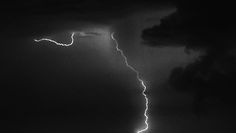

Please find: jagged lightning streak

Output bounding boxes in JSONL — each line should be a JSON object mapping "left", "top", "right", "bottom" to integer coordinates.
{"left": 33, "top": 31, "right": 103, "bottom": 46}
{"left": 111, "top": 32, "right": 149, "bottom": 133}
{"left": 34, "top": 32, "right": 75, "bottom": 46}
{"left": 34, "top": 31, "right": 149, "bottom": 133}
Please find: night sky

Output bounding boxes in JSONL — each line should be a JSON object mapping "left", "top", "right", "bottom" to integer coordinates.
{"left": 1, "top": 0, "right": 236, "bottom": 133}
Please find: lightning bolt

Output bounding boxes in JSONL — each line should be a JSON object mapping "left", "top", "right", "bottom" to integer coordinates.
{"left": 34, "top": 31, "right": 149, "bottom": 133}
{"left": 34, "top": 32, "right": 75, "bottom": 46}
{"left": 111, "top": 32, "right": 149, "bottom": 133}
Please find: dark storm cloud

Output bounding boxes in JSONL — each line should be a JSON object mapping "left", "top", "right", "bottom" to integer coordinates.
{"left": 141, "top": 0, "right": 236, "bottom": 115}
{"left": 142, "top": 0, "right": 236, "bottom": 50}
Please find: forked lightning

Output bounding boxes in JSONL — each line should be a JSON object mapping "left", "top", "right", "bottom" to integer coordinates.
{"left": 34, "top": 31, "right": 149, "bottom": 133}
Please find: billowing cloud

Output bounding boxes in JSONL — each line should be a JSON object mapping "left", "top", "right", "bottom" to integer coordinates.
{"left": 141, "top": 0, "right": 236, "bottom": 115}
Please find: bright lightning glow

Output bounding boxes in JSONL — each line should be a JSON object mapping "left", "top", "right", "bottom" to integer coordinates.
{"left": 34, "top": 31, "right": 149, "bottom": 133}
{"left": 34, "top": 32, "right": 75, "bottom": 46}
{"left": 111, "top": 32, "right": 149, "bottom": 133}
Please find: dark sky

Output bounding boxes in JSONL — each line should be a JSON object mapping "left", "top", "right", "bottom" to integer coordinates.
{"left": 1, "top": 0, "right": 236, "bottom": 133}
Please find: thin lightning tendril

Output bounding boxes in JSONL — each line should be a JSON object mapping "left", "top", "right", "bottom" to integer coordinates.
{"left": 34, "top": 32, "right": 75, "bottom": 46}
{"left": 34, "top": 31, "right": 149, "bottom": 133}
{"left": 111, "top": 32, "right": 149, "bottom": 133}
